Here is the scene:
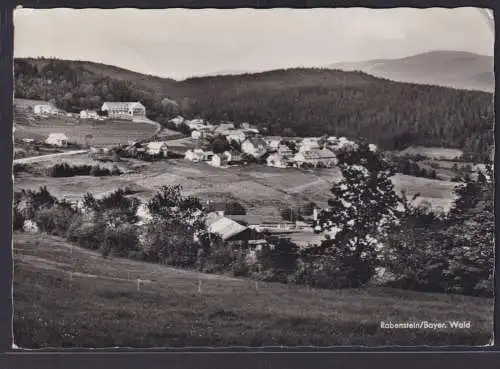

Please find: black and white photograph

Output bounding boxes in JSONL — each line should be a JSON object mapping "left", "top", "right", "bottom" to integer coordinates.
{"left": 12, "top": 7, "right": 495, "bottom": 348}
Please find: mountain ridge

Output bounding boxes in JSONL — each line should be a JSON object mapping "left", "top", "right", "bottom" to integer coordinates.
{"left": 326, "top": 50, "right": 494, "bottom": 93}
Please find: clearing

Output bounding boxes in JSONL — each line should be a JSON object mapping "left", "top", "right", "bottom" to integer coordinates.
{"left": 14, "top": 117, "right": 157, "bottom": 147}
{"left": 13, "top": 232, "right": 493, "bottom": 348}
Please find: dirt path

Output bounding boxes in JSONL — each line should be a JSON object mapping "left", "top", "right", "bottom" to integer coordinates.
{"left": 13, "top": 150, "right": 88, "bottom": 164}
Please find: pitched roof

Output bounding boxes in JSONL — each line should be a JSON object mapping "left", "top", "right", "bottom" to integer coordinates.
{"left": 47, "top": 133, "right": 68, "bottom": 139}
{"left": 102, "top": 102, "right": 145, "bottom": 109}
{"left": 245, "top": 137, "right": 267, "bottom": 147}
{"left": 208, "top": 216, "right": 248, "bottom": 240}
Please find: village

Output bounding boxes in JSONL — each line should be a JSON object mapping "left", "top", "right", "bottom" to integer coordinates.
{"left": 14, "top": 99, "right": 380, "bottom": 253}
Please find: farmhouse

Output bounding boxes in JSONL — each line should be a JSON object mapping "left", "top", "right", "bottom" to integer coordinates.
{"left": 185, "top": 119, "right": 206, "bottom": 131}
{"left": 33, "top": 104, "right": 57, "bottom": 116}
{"left": 211, "top": 153, "right": 229, "bottom": 167}
{"left": 292, "top": 148, "right": 337, "bottom": 168}
{"left": 224, "top": 150, "right": 244, "bottom": 164}
{"left": 45, "top": 133, "right": 69, "bottom": 147}
{"left": 79, "top": 109, "right": 99, "bottom": 119}
{"left": 299, "top": 137, "right": 321, "bottom": 151}
{"left": 266, "top": 153, "right": 289, "bottom": 168}
{"left": 277, "top": 144, "right": 294, "bottom": 158}
{"left": 207, "top": 214, "right": 253, "bottom": 242}
{"left": 241, "top": 137, "right": 268, "bottom": 158}
{"left": 267, "top": 139, "right": 282, "bottom": 151}
{"left": 101, "top": 102, "right": 146, "bottom": 120}
{"left": 226, "top": 130, "right": 247, "bottom": 144}
{"left": 191, "top": 127, "right": 212, "bottom": 140}
{"left": 185, "top": 149, "right": 214, "bottom": 162}
{"left": 145, "top": 141, "right": 169, "bottom": 157}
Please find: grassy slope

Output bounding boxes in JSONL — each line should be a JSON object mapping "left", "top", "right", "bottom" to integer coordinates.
{"left": 14, "top": 117, "right": 157, "bottom": 147}
{"left": 13, "top": 232, "right": 493, "bottom": 348}
{"left": 14, "top": 157, "right": 458, "bottom": 215}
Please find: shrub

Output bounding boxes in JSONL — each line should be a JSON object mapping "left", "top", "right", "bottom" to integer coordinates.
{"left": 101, "top": 224, "right": 139, "bottom": 258}
{"left": 67, "top": 218, "right": 106, "bottom": 251}
{"left": 35, "top": 203, "right": 79, "bottom": 237}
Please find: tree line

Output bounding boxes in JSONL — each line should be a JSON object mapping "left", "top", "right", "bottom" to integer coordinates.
{"left": 14, "top": 58, "right": 493, "bottom": 162}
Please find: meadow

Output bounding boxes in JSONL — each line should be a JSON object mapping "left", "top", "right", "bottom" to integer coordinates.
{"left": 13, "top": 232, "right": 493, "bottom": 348}
{"left": 14, "top": 156, "right": 458, "bottom": 215}
{"left": 14, "top": 118, "right": 158, "bottom": 147}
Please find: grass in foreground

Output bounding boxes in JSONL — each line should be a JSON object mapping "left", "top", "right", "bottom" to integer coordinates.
{"left": 13, "top": 232, "right": 493, "bottom": 348}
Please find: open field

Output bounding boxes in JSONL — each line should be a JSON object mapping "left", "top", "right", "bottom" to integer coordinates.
{"left": 14, "top": 98, "right": 53, "bottom": 109}
{"left": 399, "top": 146, "right": 464, "bottom": 161}
{"left": 14, "top": 118, "right": 157, "bottom": 147}
{"left": 13, "top": 232, "right": 493, "bottom": 348}
{"left": 14, "top": 156, "right": 458, "bottom": 214}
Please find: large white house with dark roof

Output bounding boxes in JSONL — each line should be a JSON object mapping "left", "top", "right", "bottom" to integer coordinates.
{"left": 101, "top": 101, "right": 146, "bottom": 120}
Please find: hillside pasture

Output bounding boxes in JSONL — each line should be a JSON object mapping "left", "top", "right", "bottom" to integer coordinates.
{"left": 14, "top": 118, "right": 157, "bottom": 147}
{"left": 13, "top": 232, "right": 493, "bottom": 348}
{"left": 14, "top": 98, "right": 53, "bottom": 109}
{"left": 14, "top": 157, "right": 458, "bottom": 220}
{"left": 399, "top": 146, "right": 464, "bottom": 161}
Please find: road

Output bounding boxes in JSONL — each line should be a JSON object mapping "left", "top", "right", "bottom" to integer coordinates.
{"left": 13, "top": 150, "right": 88, "bottom": 164}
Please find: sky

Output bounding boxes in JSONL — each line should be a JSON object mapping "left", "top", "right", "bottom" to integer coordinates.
{"left": 14, "top": 7, "right": 494, "bottom": 80}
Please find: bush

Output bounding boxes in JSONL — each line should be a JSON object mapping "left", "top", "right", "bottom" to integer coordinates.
{"left": 293, "top": 256, "right": 347, "bottom": 289}
{"left": 35, "top": 203, "right": 79, "bottom": 237}
{"left": 67, "top": 218, "right": 106, "bottom": 251}
{"left": 46, "top": 163, "right": 119, "bottom": 177}
{"left": 101, "top": 224, "right": 139, "bottom": 258}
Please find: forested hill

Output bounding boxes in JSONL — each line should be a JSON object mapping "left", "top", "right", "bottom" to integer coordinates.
{"left": 14, "top": 58, "right": 494, "bottom": 162}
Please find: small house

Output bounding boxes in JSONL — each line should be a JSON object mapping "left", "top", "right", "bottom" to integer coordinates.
{"left": 80, "top": 109, "right": 99, "bottom": 119}
{"left": 241, "top": 137, "right": 268, "bottom": 158}
{"left": 146, "top": 141, "right": 169, "bottom": 157}
{"left": 33, "top": 104, "right": 57, "bottom": 116}
{"left": 292, "top": 148, "right": 337, "bottom": 168}
{"left": 224, "top": 150, "right": 244, "bottom": 164}
{"left": 211, "top": 153, "right": 229, "bottom": 167}
{"left": 185, "top": 119, "right": 206, "bottom": 131}
{"left": 226, "top": 130, "right": 247, "bottom": 144}
{"left": 45, "top": 133, "right": 69, "bottom": 147}
{"left": 299, "top": 137, "right": 321, "bottom": 151}
{"left": 185, "top": 149, "right": 214, "bottom": 162}
{"left": 191, "top": 127, "right": 212, "bottom": 140}
{"left": 207, "top": 215, "right": 253, "bottom": 242}
{"left": 277, "top": 144, "right": 294, "bottom": 158}
{"left": 266, "top": 153, "right": 289, "bottom": 168}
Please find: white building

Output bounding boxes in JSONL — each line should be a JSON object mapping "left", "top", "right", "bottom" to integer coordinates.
{"left": 33, "top": 104, "right": 57, "bottom": 116}
{"left": 185, "top": 149, "right": 214, "bottom": 162}
{"left": 80, "top": 109, "right": 99, "bottom": 119}
{"left": 145, "top": 141, "right": 169, "bottom": 157}
{"left": 266, "top": 153, "right": 289, "bottom": 168}
{"left": 299, "top": 137, "right": 321, "bottom": 151}
{"left": 185, "top": 119, "right": 206, "bottom": 131}
{"left": 45, "top": 133, "right": 69, "bottom": 147}
{"left": 191, "top": 127, "right": 212, "bottom": 140}
{"left": 211, "top": 153, "right": 229, "bottom": 167}
{"left": 226, "top": 130, "right": 247, "bottom": 144}
{"left": 241, "top": 137, "right": 268, "bottom": 158}
{"left": 293, "top": 148, "right": 337, "bottom": 168}
{"left": 101, "top": 102, "right": 146, "bottom": 120}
